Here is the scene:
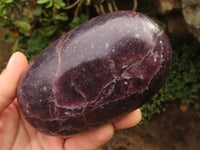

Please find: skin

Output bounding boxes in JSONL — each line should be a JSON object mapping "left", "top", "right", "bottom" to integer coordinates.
{"left": 0, "top": 52, "right": 142, "bottom": 150}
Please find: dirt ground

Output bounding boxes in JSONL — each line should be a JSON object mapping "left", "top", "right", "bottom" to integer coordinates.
{"left": 0, "top": 28, "right": 13, "bottom": 71}
{"left": 98, "top": 101, "right": 200, "bottom": 150}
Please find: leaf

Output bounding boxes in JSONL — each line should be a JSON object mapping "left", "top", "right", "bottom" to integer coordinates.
{"left": 46, "top": 0, "right": 53, "bottom": 8}
{"left": 20, "top": 15, "right": 29, "bottom": 22}
{"left": 80, "top": 14, "right": 87, "bottom": 22}
{"left": 0, "top": 17, "right": 10, "bottom": 27}
{"left": 70, "top": 14, "right": 87, "bottom": 29}
{"left": 10, "top": 12, "right": 15, "bottom": 21}
{"left": 12, "top": 20, "right": 31, "bottom": 36}
{"left": 2, "top": 7, "right": 8, "bottom": 16}
{"left": 4, "top": 0, "right": 14, "bottom": 4}
{"left": 38, "top": 26, "right": 57, "bottom": 37}
{"left": 155, "top": 19, "right": 166, "bottom": 31}
{"left": 54, "top": 0, "right": 66, "bottom": 9}
{"left": 28, "top": 35, "right": 50, "bottom": 53}
{"left": 34, "top": 6, "right": 42, "bottom": 16}
{"left": 191, "top": 84, "right": 200, "bottom": 93}
{"left": 12, "top": 37, "right": 19, "bottom": 52}
{"left": 37, "top": 0, "right": 50, "bottom": 4}
{"left": 15, "top": 3, "right": 22, "bottom": 10}
{"left": 54, "top": 12, "right": 68, "bottom": 21}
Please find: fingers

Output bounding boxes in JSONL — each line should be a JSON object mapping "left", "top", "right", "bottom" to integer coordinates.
{"left": 0, "top": 103, "right": 20, "bottom": 150}
{"left": 64, "top": 109, "right": 141, "bottom": 150}
{"left": 0, "top": 52, "right": 28, "bottom": 113}
{"left": 112, "top": 108, "right": 142, "bottom": 130}
{"left": 64, "top": 124, "right": 114, "bottom": 150}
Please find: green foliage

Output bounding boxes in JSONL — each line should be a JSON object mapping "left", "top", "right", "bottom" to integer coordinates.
{"left": 13, "top": 20, "right": 31, "bottom": 36}
{"left": 69, "top": 14, "right": 87, "bottom": 29}
{"left": 38, "top": 26, "right": 58, "bottom": 37}
{"left": 170, "top": 36, "right": 200, "bottom": 107}
{"left": 154, "top": 19, "right": 166, "bottom": 31}
{"left": 0, "top": 0, "right": 88, "bottom": 61}
{"left": 138, "top": 0, "right": 155, "bottom": 15}
{"left": 140, "top": 36, "right": 200, "bottom": 123}
{"left": 54, "top": 12, "right": 68, "bottom": 21}
{"left": 0, "top": 0, "right": 25, "bottom": 27}
{"left": 136, "top": 0, "right": 200, "bottom": 123}
{"left": 27, "top": 33, "right": 50, "bottom": 53}
{"left": 36, "top": 0, "right": 66, "bottom": 9}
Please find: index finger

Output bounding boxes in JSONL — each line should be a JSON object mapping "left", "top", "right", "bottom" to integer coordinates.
{"left": 0, "top": 52, "right": 28, "bottom": 113}
{"left": 112, "top": 108, "right": 142, "bottom": 130}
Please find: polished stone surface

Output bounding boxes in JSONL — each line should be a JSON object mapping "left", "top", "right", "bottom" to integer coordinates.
{"left": 17, "top": 11, "right": 172, "bottom": 136}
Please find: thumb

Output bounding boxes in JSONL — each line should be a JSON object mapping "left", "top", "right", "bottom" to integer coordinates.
{"left": 0, "top": 52, "right": 28, "bottom": 113}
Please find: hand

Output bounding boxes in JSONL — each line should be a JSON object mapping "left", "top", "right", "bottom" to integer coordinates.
{"left": 0, "top": 52, "right": 142, "bottom": 150}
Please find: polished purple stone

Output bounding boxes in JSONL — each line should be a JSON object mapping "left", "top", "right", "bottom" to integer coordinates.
{"left": 17, "top": 11, "right": 172, "bottom": 136}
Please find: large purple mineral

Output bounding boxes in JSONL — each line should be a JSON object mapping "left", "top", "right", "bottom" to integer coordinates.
{"left": 17, "top": 11, "right": 172, "bottom": 136}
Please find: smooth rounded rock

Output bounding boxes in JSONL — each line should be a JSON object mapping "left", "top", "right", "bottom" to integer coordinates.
{"left": 17, "top": 11, "right": 172, "bottom": 136}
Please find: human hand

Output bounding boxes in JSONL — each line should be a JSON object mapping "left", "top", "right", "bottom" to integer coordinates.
{"left": 0, "top": 52, "right": 141, "bottom": 150}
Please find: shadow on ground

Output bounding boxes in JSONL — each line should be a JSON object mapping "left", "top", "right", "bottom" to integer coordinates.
{"left": 98, "top": 101, "right": 200, "bottom": 150}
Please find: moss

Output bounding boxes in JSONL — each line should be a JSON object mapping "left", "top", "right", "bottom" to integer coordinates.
{"left": 141, "top": 35, "right": 200, "bottom": 123}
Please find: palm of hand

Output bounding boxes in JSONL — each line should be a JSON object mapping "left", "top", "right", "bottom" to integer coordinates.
{"left": 0, "top": 52, "right": 141, "bottom": 150}
{"left": 0, "top": 101, "right": 65, "bottom": 150}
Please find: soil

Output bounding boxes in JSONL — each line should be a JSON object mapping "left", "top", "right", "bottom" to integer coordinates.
{"left": 0, "top": 28, "right": 13, "bottom": 71}
{"left": 98, "top": 101, "right": 200, "bottom": 150}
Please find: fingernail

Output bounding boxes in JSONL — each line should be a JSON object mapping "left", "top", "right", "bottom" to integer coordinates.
{"left": 6, "top": 52, "right": 17, "bottom": 69}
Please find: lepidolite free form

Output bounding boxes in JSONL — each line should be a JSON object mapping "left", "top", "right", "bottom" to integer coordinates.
{"left": 17, "top": 11, "right": 172, "bottom": 136}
